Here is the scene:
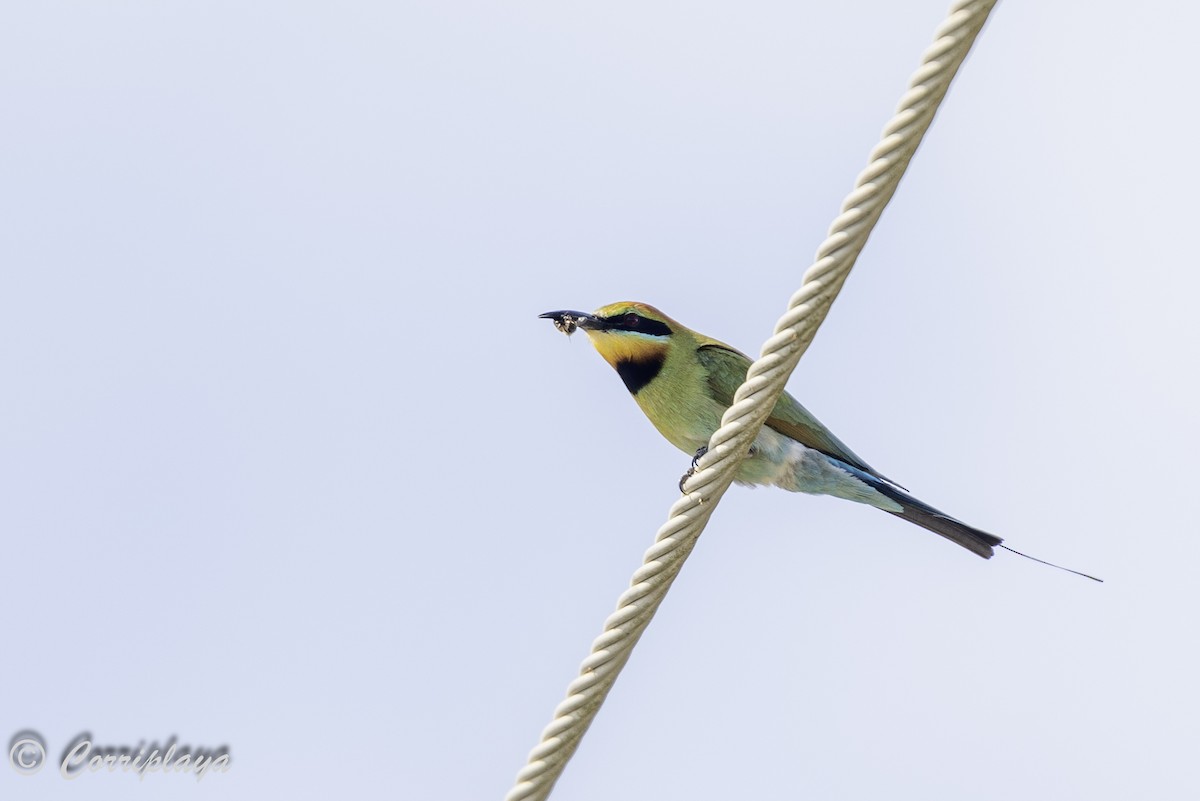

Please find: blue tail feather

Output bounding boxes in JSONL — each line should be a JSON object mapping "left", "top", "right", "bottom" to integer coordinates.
{"left": 840, "top": 461, "right": 1002, "bottom": 559}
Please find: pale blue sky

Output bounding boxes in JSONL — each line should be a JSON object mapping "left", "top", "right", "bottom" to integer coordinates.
{"left": 2, "top": 2, "right": 1198, "bottom": 799}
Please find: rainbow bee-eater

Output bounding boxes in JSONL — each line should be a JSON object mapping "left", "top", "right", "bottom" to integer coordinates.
{"left": 540, "top": 301, "right": 1007, "bottom": 559}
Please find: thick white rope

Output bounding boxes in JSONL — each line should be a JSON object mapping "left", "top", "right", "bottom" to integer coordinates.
{"left": 506, "top": 2, "right": 998, "bottom": 798}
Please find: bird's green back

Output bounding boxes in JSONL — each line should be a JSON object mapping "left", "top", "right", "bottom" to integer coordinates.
{"left": 695, "top": 342, "right": 885, "bottom": 480}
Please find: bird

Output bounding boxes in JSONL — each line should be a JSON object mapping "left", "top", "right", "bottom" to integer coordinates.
{"left": 540, "top": 301, "right": 1008, "bottom": 561}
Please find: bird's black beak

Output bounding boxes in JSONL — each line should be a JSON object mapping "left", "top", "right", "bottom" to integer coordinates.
{"left": 539, "top": 310, "right": 600, "bottom": 335}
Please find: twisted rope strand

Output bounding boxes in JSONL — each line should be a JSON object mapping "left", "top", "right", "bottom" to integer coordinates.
{"left": 505, "top": 2, "right": 997, "bottom": 798}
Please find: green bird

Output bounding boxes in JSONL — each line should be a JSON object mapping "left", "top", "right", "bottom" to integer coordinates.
{"left": 540, "top": 301, "right": 1004, "bottom": 559}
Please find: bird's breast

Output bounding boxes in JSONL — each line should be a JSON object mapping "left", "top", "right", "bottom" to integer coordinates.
{"left": 631, "top": 368, "right": 725, "bottom": 454}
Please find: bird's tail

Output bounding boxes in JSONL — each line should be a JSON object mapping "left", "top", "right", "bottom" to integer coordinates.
{"left": 878, "top": 484, "right": 1001, "bottom": 559}
{"left": 856, "top": 470, "right": 1002, "bottom": 559}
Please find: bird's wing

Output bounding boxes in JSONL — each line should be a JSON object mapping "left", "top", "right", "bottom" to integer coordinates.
{"left": 696, "top": 343, "right": 890, "bottom": 482}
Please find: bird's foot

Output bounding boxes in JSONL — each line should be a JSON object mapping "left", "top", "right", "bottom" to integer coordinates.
{"left": 678, "top": 446, "right": 708, "bottom": 492}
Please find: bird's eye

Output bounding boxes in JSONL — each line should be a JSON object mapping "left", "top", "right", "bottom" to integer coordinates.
{"left": 623, "top": 313, "right": 640, "bottom": 328}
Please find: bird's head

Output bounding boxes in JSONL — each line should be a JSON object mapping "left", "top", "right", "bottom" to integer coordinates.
{"left": 540, "top": 302, "right": 677, "bottom": 393}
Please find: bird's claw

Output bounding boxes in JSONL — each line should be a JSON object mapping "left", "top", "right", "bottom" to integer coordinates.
{"left": 679, "top": 446, "right": 708, "bottom": 492}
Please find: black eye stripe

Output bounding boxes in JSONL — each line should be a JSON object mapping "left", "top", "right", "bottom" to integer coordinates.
{"left": 601, "top": 314, "right": 672, "bottom": 337}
